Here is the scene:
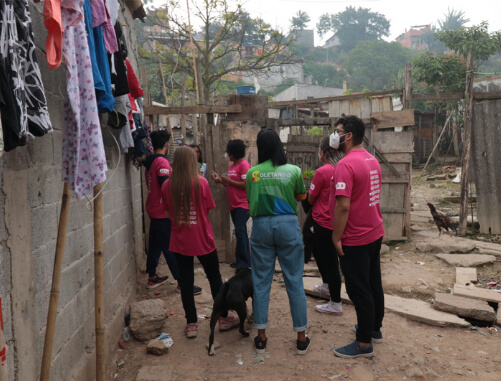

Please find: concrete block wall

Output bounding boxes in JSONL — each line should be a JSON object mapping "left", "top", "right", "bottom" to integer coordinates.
{"left": 0, "top": 2, "right": 144, "bottom": 380}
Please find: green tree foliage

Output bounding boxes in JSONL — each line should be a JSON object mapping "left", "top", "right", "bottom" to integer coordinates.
{"left": 138, "top": 0, "right": 299, "bottom": 103}
{"left": 316, "top": 6, "right": 390, "bottom": 52}
{"left": 303, "top": 62, "right": 346, "bottom": 88}
{"left": 290, "top": 11, "right": 310, "bottom": 31}
{"left": 435, "top": 21, "right": 501, "bottom": 66}
{"left": 438, "top": 8, "right": 470, "bottom": 31}
{"left": 412, "top": 52, "right": 466, "bottom": 93}
{"left": 343, "top": 40, "right": 413, "bottom": 91}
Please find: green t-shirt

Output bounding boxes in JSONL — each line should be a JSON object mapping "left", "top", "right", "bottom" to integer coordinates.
{"left": 246, "top": 160, "right": 306, "bottom": 217}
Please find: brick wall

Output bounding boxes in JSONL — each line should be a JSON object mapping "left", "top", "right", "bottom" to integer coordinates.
{"left": 0, "top": 2, "right": 144, "bottom": 380}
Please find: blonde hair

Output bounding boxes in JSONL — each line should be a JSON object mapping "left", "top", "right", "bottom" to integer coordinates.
{"left": 169, "top": 146, "right": 200, "bottom": 226}
{"left": 320, "top": 136, "right": 344, "bottom": 166}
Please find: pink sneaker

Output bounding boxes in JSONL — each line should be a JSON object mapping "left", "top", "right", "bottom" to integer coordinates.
{"left": 185, "top": 323, "right": 198, "bottom": 338}
{"left": 218, "top": 314, "right": 240, "bottom": 331}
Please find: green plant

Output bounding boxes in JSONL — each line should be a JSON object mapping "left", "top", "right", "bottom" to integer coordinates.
{"left": 307, "top": 126, "right": 323, "bottom": 136}
{"left": 302, "top": 168, "right": 315, "bottom": 180}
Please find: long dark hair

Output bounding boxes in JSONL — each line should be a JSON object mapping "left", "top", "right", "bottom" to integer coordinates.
{"left": 256, "top": 129, "right": 287, "bottom": 166}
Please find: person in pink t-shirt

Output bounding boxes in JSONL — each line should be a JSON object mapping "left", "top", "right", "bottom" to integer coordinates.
{"left": 308, "top": 136, "right": 344, "bottom": 315}
{"left": 330, "top": 115, "right": 385, "bottom": 359}
{"left": 163, "top": 147, "right": 239, "bottom": 338}
{"left": 212, "top": 140, "right": 252, "bottom": 271}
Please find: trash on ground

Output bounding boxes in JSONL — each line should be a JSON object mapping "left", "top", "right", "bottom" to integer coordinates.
{"left": 155, "top": 333, "right": 174, "bottom": 348}
{"left": 122, "top": 326, "right": 133, "bottom": 342}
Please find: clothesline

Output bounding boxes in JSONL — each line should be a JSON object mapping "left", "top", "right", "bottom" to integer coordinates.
{"left": 0, "top": 0, "right": 152, "bottom": 201}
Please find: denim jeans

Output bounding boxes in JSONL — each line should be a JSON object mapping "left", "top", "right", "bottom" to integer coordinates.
{"left": 250, "top": 214, "right": 307, "bottom": 332}
{"left": 230, "top": 207, "right": 251, "bottom": 268}
{"left": 174, "top": 250, "right": 223, "bottom": 324}
{"left": 339, "top": 237, "right": 384, "bottom": 343}
{"left": 146, "top": 218, "right": 180, "bottom": 280}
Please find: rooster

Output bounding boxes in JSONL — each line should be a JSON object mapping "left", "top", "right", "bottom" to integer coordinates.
{"left": 427, "top": 203, "right": 457, "bottom": 237}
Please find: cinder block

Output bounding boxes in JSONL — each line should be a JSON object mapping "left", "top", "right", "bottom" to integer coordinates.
{"left": 64, "top": 224, "right": 94, "bottom": 267}
{"left": 31, "top": 204, "right": 58, "bottom": 251}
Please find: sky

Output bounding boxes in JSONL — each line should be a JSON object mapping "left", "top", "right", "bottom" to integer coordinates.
{"left": 149, "top": 0, "right": 501, "bottom": 47}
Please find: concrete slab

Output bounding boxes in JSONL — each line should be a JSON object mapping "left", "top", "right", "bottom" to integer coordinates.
{"left": 453, "top": 284, "right": 501, "bottom": 304}
{"left": 415, "top": 231, "right": 501, "bottom": 255}
{"left": 455, "top": 268, "right": 477, "bottom": 285}
{"left": 436, "top": 254, "right": 496, "bottom": 267}
{"left": 417, "top": 240, "right": 476, "bottom": 254}
{"left": 136, "top": 366, "right": 173, "bottom": 381}
{"left": 305, "top": 277, "right": 469, "bottom": 328}
{"left": 384, "top": 294, "right": 470, "bottom": 328}
{"left": 303, "top": 277, "right": 350, "bottom": 303}
{"left": 433, "top": 293, "right": 496, "bottom": 322}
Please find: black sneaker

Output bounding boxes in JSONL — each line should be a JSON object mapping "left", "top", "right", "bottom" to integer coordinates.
{"left": 254, "top": 336, "right": 267, "bottom": 354}
{"left": 176, "top": 284, "right": 203, "bottom": 295}
{"left": 297, "top": 335, "right": 311, "bottom": 355}
{"left": 147, "top": 275, "right": 169, "bottom": 289}
{"left": 353, "top": 324, "right": 383, "bottom": 343}
{"left": 193, "top": 285, "right": 202, "bottom": 295}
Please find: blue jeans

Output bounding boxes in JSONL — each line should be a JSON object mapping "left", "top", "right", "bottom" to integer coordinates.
{"left": 147, "top": 218, "right": 180, "bottom": 280}
{"left": 230, "top": 208, "right": 251, "bottom": 268}
{"left": 250, "top": 214, "right": 307, "bottom": 332}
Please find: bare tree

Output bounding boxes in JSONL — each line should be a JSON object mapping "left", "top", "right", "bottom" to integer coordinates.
{"left": 139, "top": 0, "right": 300, "bottom": 102}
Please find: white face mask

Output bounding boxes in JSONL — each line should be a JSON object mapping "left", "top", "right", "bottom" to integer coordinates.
{"left": 329, "top": 131, "right": 347, "bottom": 149}
{"left": 318, "top": 152, "right": 322, "bottom": 161}
{"left": 224, "top": 152, "right": 230, "bottom": 162}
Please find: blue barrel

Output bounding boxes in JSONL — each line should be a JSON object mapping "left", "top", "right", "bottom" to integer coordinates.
{"left": 236, "top": 86, "right": 256, "bottom": 94}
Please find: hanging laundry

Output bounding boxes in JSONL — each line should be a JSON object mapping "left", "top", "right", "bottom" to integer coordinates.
{"left": 61, "top": 0, "right": 107, "bottom": 199}
{"left": 0, "top": 0, "right": 53, "bottom": 152}
{"left": 83, "top": 0, "right": 115, "bottom": 113}
{"left": 106, "top": 0, "right": 120, "bottom": 25}
{"left": 125, "top": 59, "right": 144, "bottom": 100}
{"left": 109, "top": 21, "right": 129, "bottom": 97}
{"left": 43, "top": 0, "right": 64, "bottom": 69}
{"left": 90, "top": 0, "right": 118, "bottom": 54}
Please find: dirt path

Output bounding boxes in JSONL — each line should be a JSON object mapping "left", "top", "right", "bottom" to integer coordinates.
{"left": 108, "top": 172, "right": 501, "bottom": 381}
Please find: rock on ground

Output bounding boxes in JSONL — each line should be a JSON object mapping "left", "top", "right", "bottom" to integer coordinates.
{"left": 435, "top": 254, "right": 496, "bottom": 267}
{"left": 129, "top": 299, "right": 167, "bottom": 341}
{"left": 433, "top": 293, "right": 496, "bottom": 322}
{"left": 147, "top": 339, "right": 169, "bottom": 356}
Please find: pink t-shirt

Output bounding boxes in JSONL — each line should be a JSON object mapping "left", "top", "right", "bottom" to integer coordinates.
{"left": 226, "top": 159, "right": 251, "bottom": 211}
{"left": 145, "top": 156, "right": 171, "bottom": 219}
{"left": 332, "top": 149, "right": 385, "bottom": 246}
{"left": 309, "top": 164, "right": 335, "bottom": 229}
{"left": 162, "top": 176, "right": 217, "bottom": 256}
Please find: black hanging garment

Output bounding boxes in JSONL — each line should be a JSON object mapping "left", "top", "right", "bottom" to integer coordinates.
{"left": 0, "top": 0, "right": 52, "bottom": 152}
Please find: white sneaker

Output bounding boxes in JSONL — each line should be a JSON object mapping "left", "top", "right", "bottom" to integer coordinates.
{"left": 315, "top": 301, "right": 343, "bottom": 315}
{"left": 314, "top": 283, "right": 330, "bottom": 296}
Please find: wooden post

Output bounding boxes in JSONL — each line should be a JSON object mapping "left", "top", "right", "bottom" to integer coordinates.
{"left": 180, "top": 77, "right": 186, "bottom": 140}
{"left": 93, "top": 183, "right": 105, "bottom": 381}
{"left": 0, "top": 298, "right": 8, "bottom": 381}
{"left": 158, "top": 57, "right": 168, "bottom": 106}
{"left": 40, "top": 182, "right": 71, "bottom": 381}
{"left": 459, "top": 54, "right": 475, "bottom": 236}
{"left": 403, "top": 63, "right": 413, "bottom": 110}
{"left": 190, "top": 95, "right": 199, "bottom": 144}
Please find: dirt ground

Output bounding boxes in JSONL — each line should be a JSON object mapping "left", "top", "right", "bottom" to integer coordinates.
{"left": 107, "top": 167, "right": 501, "bottom": 381}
